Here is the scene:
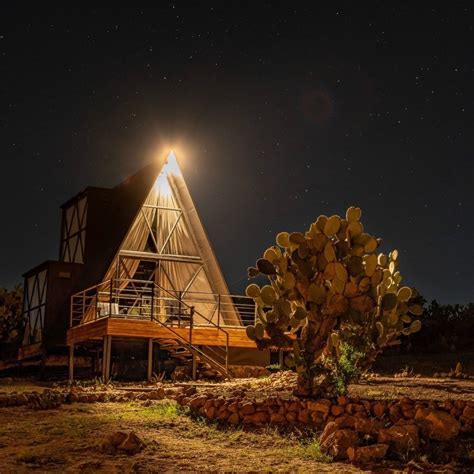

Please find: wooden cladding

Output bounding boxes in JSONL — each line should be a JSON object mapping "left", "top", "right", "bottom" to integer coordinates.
{"left": 22, "top": 269, "right": 47, "bottom": 345}
{"left": 60, "top": 196, "right": 87, "bottom": 264}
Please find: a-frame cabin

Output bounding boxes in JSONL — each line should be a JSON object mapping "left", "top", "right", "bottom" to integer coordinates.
{"left": 19, "top": 152, "right": 268, "bottom": 380}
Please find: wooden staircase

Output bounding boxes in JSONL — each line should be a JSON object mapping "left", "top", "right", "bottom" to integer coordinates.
{"left": 144, "top": 282, "right": 231, "bottom": 378}
{"left": 157, "top": 338, "right": 227, "bottom": 377}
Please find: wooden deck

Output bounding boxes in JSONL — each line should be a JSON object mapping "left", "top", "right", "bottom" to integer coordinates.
{"left": 67, "top": 318, "right": 257, "bottom": 348}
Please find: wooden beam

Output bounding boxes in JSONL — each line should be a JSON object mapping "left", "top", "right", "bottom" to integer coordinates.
{"left": 192, "top": 353, "right": 197, "bottom": 381}
{"left": 68, "top": 344, "right": 74, "bottom": 382}
{"left": 147, "top": 339, "right": 153, "bottom": 382}
{"left": 68, "top": 319, "right": 259, "bottom": 348}
{"left": 102, "top": 336, "right": 112, "bottom": 381}
{"left": 118, "top": 250, "right": 202, "bottom": 264}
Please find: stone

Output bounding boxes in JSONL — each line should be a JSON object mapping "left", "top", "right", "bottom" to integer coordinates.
{"left": 337, "top": 395, "right": 348, "bottom": 406}
{"left": 270, "top": 413, "right": 286, "bottom": 424}
{"left": 462, "top": 405, "right": 474, "bottom": 420}
{"left": 16, "top": 394, "right": 28, "bottom": 406}
{"left": 240, "top": 402, "right": 255, "bottom": 415}
{"left": 204, "top": 405, "right": 216, "bottom": 419}
{"left": 372, "top": 402, "right": 386, "bottom": 418}
{"left": 320, "top": 421, "right": 338, "bottom": 445}
{"left": 243, "top": 411, "right": 268, "bottom": 424}
{"left": 378, "top": 424, "right": 419, "bottom": 453}
{"left": 175, "top": 394, "right": 187, "bottom": 405}
{"left": 307, "top": 399, "right": 332, "bottom": 418}
{"left": 415, "top": 408, "right": 460, "bottom": 441}
{"left": 213, "top": 398, "right": 225, "bottom": 408}
{"left": 189, "top": 395, "right": 207, "bottom": 410}
{"left": 454, "top": 400, "right": 466, "bottom": 411}
{"left": 184, "top": 386, "right": 197, "bottom": 397}
{"left": 353, "top": 417, "right": 383, "bottom": 435}
{"left": 287, "top": 401, "right": 301, "bottom": 412}
{"left": 331, "top": 405, "right": 344, "bottom": 417}
{"left": 227, "top": 413, "right": 240, "bottom": 424}
{"left": 450, "top": 408, "right": 462, "bottom": 417}
{"left": 218, "top": 410, "right": 231, "bottom": 421}
{"left": 347, "top": 443, "right": 388, "bottom": 463}
{"left": 320, "top": 429, "right": 359, "bottom": 460}
{"left": 310, "top": 411, "right": 325, "bottom": 426}
{"left": 101, "top": 431, "right": 128, "bottom": 453}
{"left": 117, "top": 432, "right": 145, "bottom": 455}
{"left": 298, "top": 409, "right": 310, "bottom": 424}
{"left": 334, "top": 414, "right": 356, "bottom": 429}
{"left": 402, "top": 407, "right": 415, "bottom": 419}
{"left": 389, "top": 405, "right": 401, "bottom": 423}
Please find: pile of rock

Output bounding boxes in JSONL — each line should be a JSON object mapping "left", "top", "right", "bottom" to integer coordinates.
{"left": 0, "top": 390, "right": 62, "bottom": 409}
{"left": 0, "top": 385, "right": 189, "bottom": 409}
{"left": 433, "top": 362, "right": 472, "bottom": 380}
{"left": 177, "top": 392, "right": 473, "bottom": 462}
{"left": 228, "top": 366, "right": 271, "bottom": 378}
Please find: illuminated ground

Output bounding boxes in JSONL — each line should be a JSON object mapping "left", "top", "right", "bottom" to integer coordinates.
{"left": 0, "top": 374, "right": 473, "bottom": 471}
{"left": 0, "top": 400, "right": 359, "bottom": 473}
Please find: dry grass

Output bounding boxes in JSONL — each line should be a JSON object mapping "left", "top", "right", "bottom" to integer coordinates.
{"left": 0, "top": 400, "right": 358, "bottom": 472}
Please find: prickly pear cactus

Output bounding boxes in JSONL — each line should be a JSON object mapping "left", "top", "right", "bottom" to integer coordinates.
{"left": 245, "top": 207, "right": 422, "bottom": 396}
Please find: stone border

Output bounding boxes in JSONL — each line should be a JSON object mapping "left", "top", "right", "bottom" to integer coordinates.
{"left": 1, "top": 387, "right": 473, "bottom": 463}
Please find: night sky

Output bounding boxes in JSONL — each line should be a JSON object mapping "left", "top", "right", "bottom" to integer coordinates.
{"left": 1, "top": 6, "right": 473, "bottom": 303}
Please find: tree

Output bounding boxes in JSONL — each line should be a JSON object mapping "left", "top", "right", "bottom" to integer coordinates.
{"left": 0, "top": 285, "right": 24, "bottom": 344}
{"left": 245, "top": 207, "right": 422, "bottom": 396}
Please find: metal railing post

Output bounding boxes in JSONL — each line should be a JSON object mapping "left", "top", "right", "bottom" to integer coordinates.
{"left": 150, "top": 285, "right": 155, "bottom": 321}
{"left": 109, "top": 279, "right": 113, "bottom": 317}
{"left": 217, "top": 294, "right": 221, "bottom": 329}
{"left": 70, "top": 296, "right": 73, "bottom": 328}
{"left": 95, "top": 287, "right": 98, "bottom": 321}
{"left": 189, "top": 306, "right": 194, "bottom": 346}
{"left": 82, "top": 292, "right": 86, "bottom": 323}
{"left": 178, "top": 291, "right": 182, "bottom": 328}
{"left": 225, "top": 333, "right": 229, "bottom": 371}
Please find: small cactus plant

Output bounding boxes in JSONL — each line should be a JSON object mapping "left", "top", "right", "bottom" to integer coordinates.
{"left": 246, "top": 207, "right": 422, "bottom": 396}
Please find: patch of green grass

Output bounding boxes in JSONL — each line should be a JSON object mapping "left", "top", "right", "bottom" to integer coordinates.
{"left": 102, "top": 400, "right": 186, "bottom": 423}
{"left": 283, "top": 438, "right": 332, "bottom": 463}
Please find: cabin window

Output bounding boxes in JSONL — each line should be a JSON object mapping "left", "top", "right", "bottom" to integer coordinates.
{"left": 60, "top": 196, "right": 87, "bottom": 263}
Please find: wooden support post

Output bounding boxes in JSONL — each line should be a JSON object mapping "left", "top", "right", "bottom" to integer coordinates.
{"left": 68, "top": 344, "right": 74, "bottom": 382}
{"left": 102, "top": 336, "right": 112, "bottom": 381}
{"left": 192, "top": 353, "right": 197, "bottom": 381}
{"left": 279, "top": 349, "right": 284, "bottom": 370}
{"left": 147, "top": 339, "right": 153, "bottom": 382}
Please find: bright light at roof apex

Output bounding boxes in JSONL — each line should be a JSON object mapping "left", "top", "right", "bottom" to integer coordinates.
{"left": 164, "top": 149, "right": 181, "bottom": 176}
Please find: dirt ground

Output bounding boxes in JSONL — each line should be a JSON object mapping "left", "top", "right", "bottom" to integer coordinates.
{"left": 1, "top": 352, "right": 474, "bottom": 472}
{"left": 0, "top": 376, "right": 473, "bottom": 472}
{"left": 0, "top": 400, "right": 363, "bottom": 473}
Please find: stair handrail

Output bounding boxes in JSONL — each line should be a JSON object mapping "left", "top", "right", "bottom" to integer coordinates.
{"left": 150, "top": 280, "right": 230, "bottom": 371}
{"left": 147, "top": 306, "right": 229, "bottom": 376}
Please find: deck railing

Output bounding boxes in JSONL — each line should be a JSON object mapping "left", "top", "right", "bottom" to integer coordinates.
{"left": 70, "top": 278, "right": 258, "bottom": 375}
{"left": 70, "top": 279, "right": 257, "bottom": 329}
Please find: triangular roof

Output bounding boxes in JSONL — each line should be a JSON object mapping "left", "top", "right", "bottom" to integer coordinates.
{"left": 80, "top": 152, "right": 238, "bottom": 325}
